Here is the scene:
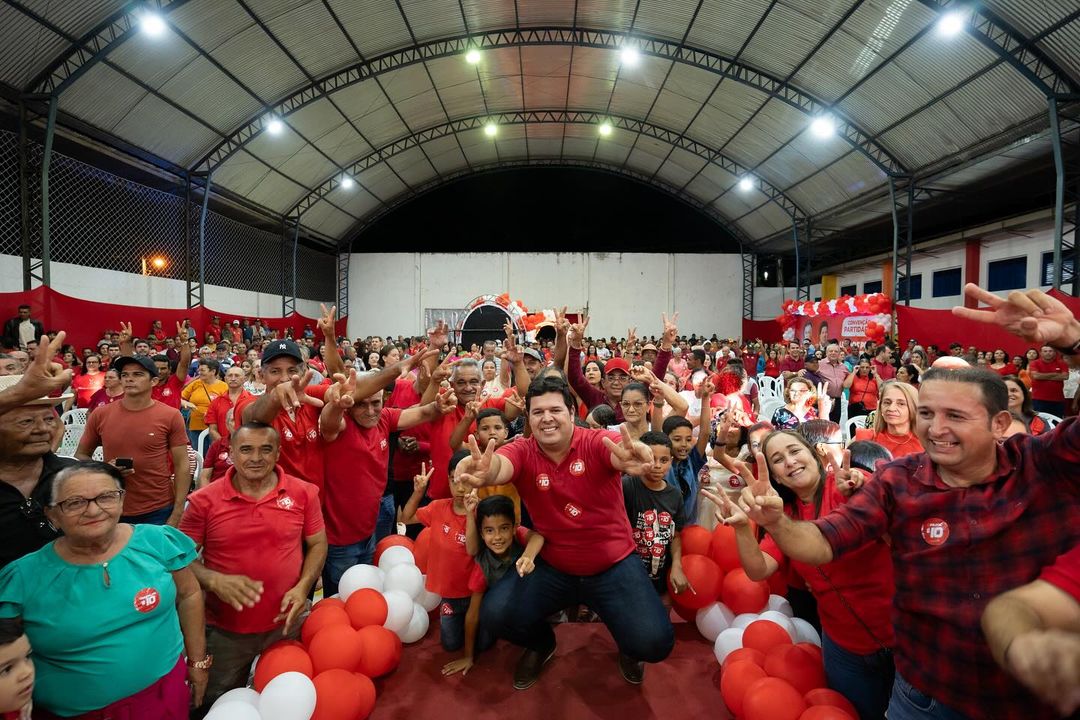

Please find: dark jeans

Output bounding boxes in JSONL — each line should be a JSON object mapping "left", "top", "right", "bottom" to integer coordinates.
{"left": 886, "top": 672, "right": 971, "bottom": 720}
{"left": 121, "top": 504, "right": 173, "bottom": 525}
{"left": 439, "top": 596, "right": 496, "bottom": 653}
{"left": 374, "top": 494, "right": 396, "bottom": 542}
{"left": 480, "top": 553, "right": 674, "bottom": 663}
{"left": 322, "top": 535, "right": 376, "bottom": 598}
{"left": 1032, "top": 399, "right": 1065, "bottom": 417}
{"left": 821, "top": 630, "right": 894, "bottom": 720}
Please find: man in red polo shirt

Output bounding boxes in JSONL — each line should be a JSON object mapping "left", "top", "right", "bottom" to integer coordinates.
{"left": 739, "top": 283, "right": 1080, "bottom": 720}
{"left": 318, "top": 352, "right": 452, "bottom": 596}
{"left": 779, "top": 342, "right": 804, "bottom": 382}
{"left": 237, "top": 339, "right": 326, "bottom": 488}
{"left": 180, "top": 422, "right": 326, "bottom": 709}
{"left": 1028, "top": 344, "right": 1069, "bottom": 417}
{"left": 871, "top": 344, "right": 897, "bottom": 381}
{"left": 456, "top": 375, "right": 674, "bottom": 690}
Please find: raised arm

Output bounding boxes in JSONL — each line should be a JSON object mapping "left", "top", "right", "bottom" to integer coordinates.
{"left": 174, "top": 321, "right": 191, "bottom": 384}
{"left": 456, "top": 435, "right": 515, "bottom": 488}
{"left": 566, "top": 315, "right": 608, "bottom": 409}
{"left": 317, "top": 304, "right": 345, "bottom": 378}
{"left": 448, "top": 401, "right": 480, "bottom": 450}
{"left": 242, "top": 369, "right": 324, "bottom": 424}
{"left": 652, "top": 312, "right": 678, "bottom": 381}
{"left": 0, "top": 331, "right": 72, "bottom": 414}
{"left": 700, "top": 486, "right": 779, "bottom": 581}
{"left": 318, "top": 370, "right": 356, "bottom": 443}
{"left": 552, "top": 306, "right": 570, "bottom": 370}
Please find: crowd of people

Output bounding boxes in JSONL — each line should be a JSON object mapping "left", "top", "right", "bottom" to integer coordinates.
{"left": 0, "top": 283, "right": 1077, "bottom": 720}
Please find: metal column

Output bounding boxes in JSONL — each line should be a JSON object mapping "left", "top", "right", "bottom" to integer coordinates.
{"left": 17, "top": 101, "right": 33, "bottom": 290}
{"left": 183, "top": 176, "right": 193, "bottom": 307}
{"left": 283, "top": 221, "right": 298, "bottom": 317}
{"left": 38, "top": 95, "right": 58, "bottom": 287}
{"left": 337, "top": 240, "right": 350, "bottom": 323}
{"left": 889, "top": 176, "right": 915, "bottom": 305}
{"left": 794, "top": 218, "right": 811, "bottom": 302}
{"left": 1048, "top": 97, "right": 1077, "bottom": 294}
{"left": 189, "top": 173, "right": 211, "bottom": 308}
{"left": 741, "top": 244, "right": 755, "bottom": 319}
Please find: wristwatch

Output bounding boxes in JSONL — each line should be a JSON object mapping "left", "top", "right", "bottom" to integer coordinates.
{"left": 1051, "top": 336, "right": 1080, "bottom": 356}
{"left": 186, "top": 653, "right": 213, "bottom": 670}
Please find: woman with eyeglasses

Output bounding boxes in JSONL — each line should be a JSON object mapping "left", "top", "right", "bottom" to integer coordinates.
{"left": 0, "top": 462, "right": 207, "bottom": 718}
{"left": 770, "top": 377, "right": 832, "bottom": 430}
{"left": 70, "top": 354, "right": 105, "bottom": 409}
{"left": 86, "top": 368, "right": 123, "bottom": 416}
{"left": 842, "top": 358, "right": 879, "bottom": 418}
{"left": 853, "top": 381, "right": 923, "bottom": 459}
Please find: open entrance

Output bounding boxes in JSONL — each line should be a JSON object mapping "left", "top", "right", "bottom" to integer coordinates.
{"left": 460, "top": 304, "right": 512, "bottom": 349}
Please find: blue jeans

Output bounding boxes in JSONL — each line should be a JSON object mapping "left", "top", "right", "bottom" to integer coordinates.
{"left": 887, "top": 673, "right": 971, "bottom": 720}
{"left": 439, "top": 596, "right": 496, "bottom": 653}
{"left": 821, "top": 631, "right": 894, "bottom": 720}
{"left": 480, "top": 553, "right": 674, "bottom": 662}
{"left": 322, "top": 536, "right": 376, "bottom": 598}
{"left": 121, "top": 504, "right": 174, "bottom": 525}
{"left": 374, "top": 495, "right": 396, "bottom": 543}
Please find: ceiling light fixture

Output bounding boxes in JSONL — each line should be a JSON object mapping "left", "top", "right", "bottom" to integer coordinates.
{"left": 465, "top": 48, "right": 481, "bottom": 64}
{"left": 484, "top": 122, "right": 497, "bottom": 137}
{"left": 140, "top": 12, "right": 167, "bottom": 37}
{"left": 341, "top": 176, "right": 354, "bottom": 189}
{"left": 266, "top": 117, "right": 284, "bottom": 135}
{"left": 598, "top": 121, "right": 613, "bottom": 137}
{"left": 620, "top": 46, "right": 641, "bottom": 67}
{"left": 937, "top": 10, "right": 966, "bottom": 37}
{"left": 810, "top": 115, "right": 835, "bottom": 138}
{"left": 738, "top": 177, "right": 754, "bottom": 192}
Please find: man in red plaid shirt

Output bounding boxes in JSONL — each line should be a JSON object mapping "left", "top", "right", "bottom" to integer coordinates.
{"left": 735, "top": 283, "right": 1080, "bottom": 720}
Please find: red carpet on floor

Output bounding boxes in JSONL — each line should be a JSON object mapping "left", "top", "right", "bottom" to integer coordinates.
{"left": 370, "top": 612, "right": 731, "bottom": 720}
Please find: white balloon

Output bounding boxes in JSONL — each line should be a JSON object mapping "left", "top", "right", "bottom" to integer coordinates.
{"left": 713, "top": 627, "right": 744, "bottom": 665}
{"left": 791, "top": 616, "right": 822, "bottom": 646}
{"left": 258, "top": 671, "right": 315, "bottom": 720}
{"left": 417, "top": 577, "right": 441, "bottom": 612}
{"left": 383, "top": 589, "right": 413, "bottom": 634}
{"left": 695, "top": 601, "right": 735, "bottom": 642}
{"left": 205, "top": 701, "right": 262, "bottom": 720}
{"left": 337, "top": 564, "right": 383, "bottom": 600}
{"left": 212, "top": 687, "right": 260, "bottom": 708}
{"left": 757, "top": 610, "right": 797, "bottom": 641}
{"left": 766, "top": 594, "right": 794, "bottom": 617}
{"left": 383, "top": 563, "right": 424, "bottom": 600}
{"left": 732, "top": 613, "right": 759, "bottom": 630}
{"left": 378, "top": 545, "right": 415, "bottom": 571}
{"left": 400, "top": 602, "right": 430, "bottom": 643}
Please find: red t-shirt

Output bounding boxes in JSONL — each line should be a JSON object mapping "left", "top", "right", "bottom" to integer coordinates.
{"left": 71, "top": 372, "right": 104, "bottom": 408}
{"left": 388, "top": 376, "right": 430, "bottom": 481}
{"left": 763, "top": 360, "right": 779, "bottom": 378}
{"left": 321, "top": 407, "right": 401, "bottom": 545}
{"left": 496, "top": 427, "right": 635, "bottom": 575}
{"left": 854, "top": 427, "right": 924, "bottom": 459}
{"left": 1040, "top": 543, "right": 1080, "bottom": 602}
{"left": 1029, "top": 358, "right": 1068, "bottom": 402}
{"left": 151, "top": 374, "right": 184, "bottom": 410}
{"left": 428, "top": 394, "right": 507, "bottom": 500}
{"left": 204, "top": 390, "right": 253, "bottom": 441}
{"left": 179, "top": 467, "right": 323, "bottom": 633}
{"left": 871, "top": 359, "right": 897, "bottom": 381}
{"left": 202, "top": 437, "right": 233, "bottom": 483}
{"left": 234, "top": 384, "right": 328, "bottom": 489}
{"left": 849, "top": 375, "right": 879, "bottom": 410}
{"left": 416, "top": 499, "right": 472, "bottom": 598}
{"left": 86, "top": 388, "right": 123, "bottom": 414}
{"left": 761, "top": 476, "right": 895, "bottom": 654}
{"left": 779, "top": 358, "right": 804, "bottom": 375}
{"left": 993, "top": 363, "right": 1019, "bottom": 378}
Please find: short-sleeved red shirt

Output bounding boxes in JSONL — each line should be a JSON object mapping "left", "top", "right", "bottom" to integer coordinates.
{"left": 416, "top": 499, "right": 471, "bottom": 598}
{"left": 496, "top": 427, "right": 635, "bottom": 575}
{"left": 1029, "top": 357, "right": 1068, "bottom": 402}
{"left": 179, "top": 467, "right": 323, "bottom": 633}
{"left": 202, "top": 437, "right": 233, "bottom": 483}
{"left": 1040, "top": 543, "right": 1080, "bottom": 602}
{"left": 234, "top": 384, "right": 327, "bottom": 489}
{"left": 321, "top": 407, "right": 401, "bottom": 545}
{"left": 151, "top": 375, "right": 184, "bottom": 409}
{"left": 760, "top": 476, "right": 895, "bottom": 655}
{"left": 428, "top": 395, "right": 506, "bottom": 500}
{"left": 204, "top": 390, "right": 252, "bottom": 441}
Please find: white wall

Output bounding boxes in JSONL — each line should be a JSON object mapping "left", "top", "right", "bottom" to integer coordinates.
{"left": 0, "top": 254, "right": 324, "bottom": 318}
{"left": 347, "top": 252, "right": 743, "bottom": 340}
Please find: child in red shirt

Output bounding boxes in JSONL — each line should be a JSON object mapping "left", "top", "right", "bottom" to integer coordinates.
{"left": 0, "top": 619, "right": 33, "bottom": 720}
{"left": 401, "top": 450, "right": 477, "bottom": 651}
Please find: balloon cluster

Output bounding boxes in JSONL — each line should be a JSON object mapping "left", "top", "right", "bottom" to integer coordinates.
{"left": 674, "top": 526, "right": 851, "bottom": 720}
{"left": 779, "top": 293, "right": 892, "bottom": 319}
{"left": 203, "top": 534, "right": 440, "bottom": 720}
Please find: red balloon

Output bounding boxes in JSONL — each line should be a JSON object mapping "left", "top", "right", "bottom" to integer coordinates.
{"left": 309, "top": 624, "right": 364, "bottom": 674}
{"left": 311, "top": 669, "right": 376, "bottom": 720}
{"left": 253, "top": 643, "right": 313, "bottom": 691}
{"left": 345, "top": 588, "right": 388, "bottom": 629}
{"left": 302, "top": 605, "right": 352, "bottom": 646}
{"left": 799, "top": 707, "right": 856, "bottom": 720}
{"left": 743, "top": 677, "right": 808, "bottom": 720}
{"left": 671, "top": 600, "right": 698, "bottom": 622}
{"left": 764, "top": 644, "right": 827, "bottom": 695}
{"left": 356, "top": 625, "right": 402, "bottom": 678}
{"left": 804, "top": 688, "right": 860, "bottom": 719}
{"left": 796, "top": 642, "right": 824, "bottom": 664}
{"left": 680, "top": 526, "right": 712, "bottom": 557}
{"left": 720, "top": 660, "right": 767, "bottom": 717}
{"left": 708, "top": 524, "right": 742, "bottom": 573}
{"left": 316, "top": 597, "right": 346, "bottom": 611}
{"left": 744, "top": 619, "right": 794, "bottom": 654}
{"left": 668, "top": 555, "right": 723, "bottom": 609}
{"left": 414, "top": 528, "right": 431, "bottom": 574}
{"left": 723, "top": 646, "right": 766, "bottom": 669}
{"left": 722, "top": 569, "right": 769, "bottom": 615}
{"left": 373, "top": 535, "right": 414, "bottom": 566}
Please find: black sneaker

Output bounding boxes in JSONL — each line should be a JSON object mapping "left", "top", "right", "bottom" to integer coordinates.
{"left": 513, "top": 643, "right": 557, "bottom": 690}
{"left": 617, "top": 652, "right": 644, "bottom": 684}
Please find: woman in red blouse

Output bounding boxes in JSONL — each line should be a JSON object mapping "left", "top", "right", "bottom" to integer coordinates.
{"left": 1003, "top": 375, "right": 1047, "bottom": 435}
{"left": 70, "top": 354, "right": 105, "bottom": 409}
{"left": 843, "top": 358, "right": 879, "bottom": 417}
{"left": 762, "top": 348, "right": 780, "bottom": 378}
{"left": 854, "top": 381, "right": 924, "bottom": 457}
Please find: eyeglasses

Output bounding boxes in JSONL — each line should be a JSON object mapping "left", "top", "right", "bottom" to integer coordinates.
{"left": 51, "top": 490, "right": 125, "bottom": 516}
{"left": 620, "top": 401, "right": 648, "bottom": 409}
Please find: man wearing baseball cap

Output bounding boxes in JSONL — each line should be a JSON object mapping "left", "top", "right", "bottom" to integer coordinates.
{"left": 236, "top": 339, "right": 328, "bottom": 488}
{"left": 76, "top": 354, "right": 190, "bottom": 526}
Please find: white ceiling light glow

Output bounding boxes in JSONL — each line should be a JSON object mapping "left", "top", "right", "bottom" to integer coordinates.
{"left": 937, "top": 11, "right": 966, "bottom": 37}
{"left": 598, "top": 121, "right": 613, "bottom": 136}
{"left": 484, "top": 122, "right": 497, "bottom": 137}
{"left": 340, "top": 176, "right": 354, "bottom": 189}
{"left": 810, "top": 115, "right": 836, "bottom": 138}
{"left": 140, "top": 13, "right": 166, "bottom": 37}
{"left": 620, "top": 46, "right": 641, "bottom": 67}
{"left": 465, "top": 49, "right": 481, "bottom": 64}
{"left": 738, "top": 177, "right": 754, "bottom": 192}
{"left": 266, "top": 117, "right": 284, "bottom": 135}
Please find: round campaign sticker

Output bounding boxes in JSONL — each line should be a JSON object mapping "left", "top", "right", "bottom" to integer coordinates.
{"left": 921, "top": 518, "right": 950, "bottom": 546}
{"left": 564, "top": 503, "right": 583, "bottom": 519}
{"left": 569, "top": 460, "right": 585, "bottom": 476}
{"left": 133, "top": 588, "right": 160, "bottom": 614}
{"left": 535, "top": 473, "right": 551, "bottom": 491}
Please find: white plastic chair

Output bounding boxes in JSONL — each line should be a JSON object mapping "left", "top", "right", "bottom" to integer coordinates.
{"left": 759, "top": 397, "right": 786, "bottom": 424}
{"left": 196, "top": 429, "right": 211, "bottom": 456}
{"left": 845, "top": 415, "right": 868, "bottom": 440}
{"left": 1036, "top": 412, "right": 1061, "bottom": 430}
{"left": 60, "top": 408, "right": 87, "bottom": 426}
{"left": 56, "top": 424, "right": 85, "bottom": 457}
{"left": 758, "top": 376, "right": 783, "bottom": 400}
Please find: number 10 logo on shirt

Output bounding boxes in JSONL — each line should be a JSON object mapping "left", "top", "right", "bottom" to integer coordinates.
{"left": 133, "top": 588, "right": 160, "bottom": 613}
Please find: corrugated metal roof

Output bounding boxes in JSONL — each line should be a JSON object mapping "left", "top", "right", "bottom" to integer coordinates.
{"left": 381, "top": 63, "right": 447, "bottom": 129}
{"left": 60, "top": 63, "right": 147, "bottom": 132}
{"left": 687, "top": 0, "right": 776, "bottom": 58}
{"left": 326, "top": 0, "right": 412, "bottom": 57}
{"left": 460, "top": 0, "right": 518, "bottom": 33}
{"left": 276, "top": 145, "right": 338, "bottom": 188}
{"left": 262, "top": 0, "right": 357, "bottom": 79}
{"left": 634, "top": 0, "right": 700, "bottom": 43}
{"left": 385, "top": 146, "right": 437, "bottom": 186}
{"left": 740, "top": 0, "right": 856, "bottom": 81}
{"left": 355, "top": 162, "right": 408, "bottom": 202}
{"left": 399, "top": 0, "right": 466, "bottom": 43}
{"left": 245, "top": 169, "right": 308, "bottom": 212}
{"left": 109, "top": 31, "right": 202, "bottom": 91}
{"left": 309, "top": 122, "right": 373, "bottom": 167}
{"left": 0, "top": 8, "right": 71, "bottom": 89}
{"left": 172, "top": 0, "right": 254, "bottom": 55}
{"left": 156, "top": 55, "right": 262, "bottom": 133}
{"left": 212, "top": 149, "right": 270, "bottom": 196}
{"left": 990, "top": 0, "right": 1073, "bottom": 37}
{"left": 210, "top": 23, "right": 308, "bottom": 102}
{"left": 28, "top": 0, "right": 126, "bottom": 40}
{"left": 517, "top": 0, "right": 576, "bottom": 26}
{"left": 478, "top": 46, "right": 527, "bottom": 112}
{"left": 111, "top": 92, "right": 223, "bottom": 166}
{"left": 1040, "top": 19, "right": 1080, "bottom": 86}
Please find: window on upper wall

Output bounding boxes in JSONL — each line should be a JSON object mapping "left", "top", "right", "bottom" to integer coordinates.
{"left": 1041, "top": 251, "right": 1075, "bottom": 286}
{"left": 987, "top": 257, "right": 1027, "bottom": 292}
{"left": 897, "top": 274, "right": 922, "bottom": 301}
{"left": 932, "top": 268, "right": 962, "bottom": 297}
{"left": 840, "top": 284, "right": 857, "bottom": 296}
{"left": 863, "top": 280, "right": 882, "bottom": 294}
